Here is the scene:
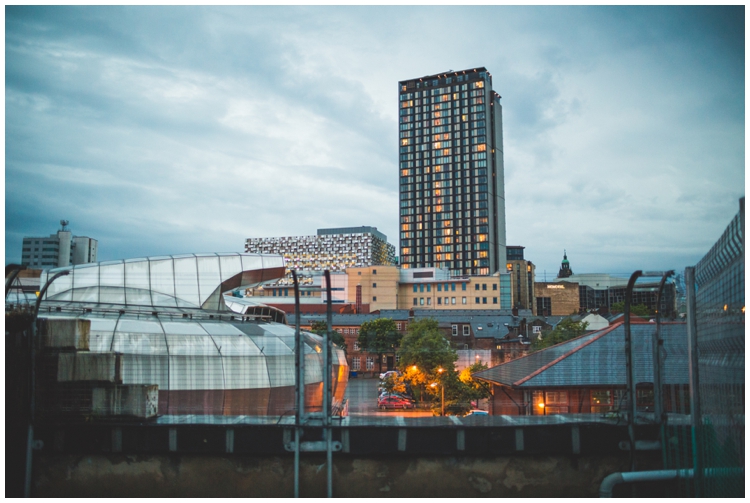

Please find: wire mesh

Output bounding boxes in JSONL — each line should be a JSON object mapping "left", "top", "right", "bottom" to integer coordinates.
{"left": 664, "top": 201, "right": 744, "bottom": 497}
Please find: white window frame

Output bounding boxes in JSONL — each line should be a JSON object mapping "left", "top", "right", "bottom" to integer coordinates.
{"left": 451, "top": 325, "right": 458, "bottom": 336}
{"left": 366, "top": 356, "right": 374, "bottom": 370}
{"left": 352, "top": 357, "right": 361, "bottom": 371}
{"left": 353, "top": 341, "right": 360, "bottom": 351}
{"left": 463, "top": 325, "right": 470, "bottom": 336}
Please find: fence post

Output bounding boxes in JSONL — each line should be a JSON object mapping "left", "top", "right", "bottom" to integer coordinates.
{"left": 684, "top": 266, "right": 703, "bottom": 496}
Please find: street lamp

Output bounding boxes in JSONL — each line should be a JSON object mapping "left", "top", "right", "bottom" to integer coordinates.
{"left": 430, "top": 382, "right": 445, "bottom": 416}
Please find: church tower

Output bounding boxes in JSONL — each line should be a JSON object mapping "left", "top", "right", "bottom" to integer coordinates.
{"left": 557, "top": 250, "right": 573, "bottom": 278}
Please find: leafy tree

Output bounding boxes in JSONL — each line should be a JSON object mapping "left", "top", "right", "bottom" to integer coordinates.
{"left": 309, "top": 320, "right": 346, "bottom": 354}
{"left": 531, "top": 317, "right": 589, "bottom": 352}
{"left": 396, "top": 318, "right": 457, "bottom": 402}
{"left": 459, "top": 361, "right": 492, "bottom": 402}
{"left": 357, "top": 318, "right": 402, "bottom": 374}
{"left": 610, "top": 302, "right": 652, "bottom": 318}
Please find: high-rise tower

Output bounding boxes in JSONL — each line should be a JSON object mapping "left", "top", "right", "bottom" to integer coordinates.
{"left": 398, "top": 67, "right": 506, "bottom": 276}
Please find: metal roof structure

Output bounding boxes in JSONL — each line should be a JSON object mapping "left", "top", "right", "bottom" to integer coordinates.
{"left": 473, "top": 322, "right": 690, "bottom": 388}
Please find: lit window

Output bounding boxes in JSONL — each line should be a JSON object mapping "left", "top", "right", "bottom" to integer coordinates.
{"left": 427, "top": 298, "right": 431, "bottom": 305}
{"left": 353, "top": 341, "right": 360, "bottom": 351}
{"left": 462, "top": 297, "right": 467, "bottom": 304}
{"left": 452, "top": 297, "right": 456, "bottom": 304}
{"left": 366, "top": 357, "right": 374, "bottom": 370}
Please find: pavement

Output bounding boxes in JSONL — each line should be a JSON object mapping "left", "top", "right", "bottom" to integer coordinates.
{"left": 344, "top": 376, "right": 433, "bottom": 418}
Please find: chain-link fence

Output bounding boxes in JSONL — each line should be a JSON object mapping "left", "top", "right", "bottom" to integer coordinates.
{"left": 664, "top": 199, "right": 744, "bottom": 497}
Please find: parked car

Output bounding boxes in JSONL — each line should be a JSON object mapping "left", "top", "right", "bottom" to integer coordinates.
{"left": 378, "top": 395, "right": 414, "bottom": 410}
{"left": 378, "top": 391, "right": 415, "bottom": 403}
{"left": 466, "top": 410, "right": 489, "bottom": 416}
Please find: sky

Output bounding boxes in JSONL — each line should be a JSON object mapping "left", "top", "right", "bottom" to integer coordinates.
{"left": 4, "top": 6, "right": 745, "bottom": 277}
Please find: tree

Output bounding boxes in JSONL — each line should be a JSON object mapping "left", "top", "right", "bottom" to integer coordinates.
{"left": 396, "top": 318, "right": 457, "bottom": 403}
{"left": 357, "top": 318, "right": 402, "bottom": 374}
{"left": 610, "top": 302, "right": 652, "bottom": 318}
{"left": 531, "top": 317, "right": 589, "bottom": 352}
{"left": 459, "top": 361, "right": 492, "bottom": 402}
{"left": 309, "top": 320, "right": 346, "bottom": 354}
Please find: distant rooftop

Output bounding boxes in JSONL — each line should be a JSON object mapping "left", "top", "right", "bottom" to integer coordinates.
{"left": 317, "top": 226, "right": 388, "bottom": 242}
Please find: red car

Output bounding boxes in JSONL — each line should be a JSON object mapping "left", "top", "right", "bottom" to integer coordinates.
{"left": 378, "top": 395, "right": 414, "bottom": 410}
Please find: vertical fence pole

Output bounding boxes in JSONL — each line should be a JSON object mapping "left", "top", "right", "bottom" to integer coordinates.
{"left": 684, "top": 266, "right": 703, "bottom": 496}
{"left": 324, "top": 270, "right": 333, "bottom": 498}
{"left": 292, "top": 270, "right": 302, "bottom": 498}
{"left": 624, "top": 270, "right": 642, "bottom": 475}
{"left": 654, "top": 270, "right": 674, "bottom": 468}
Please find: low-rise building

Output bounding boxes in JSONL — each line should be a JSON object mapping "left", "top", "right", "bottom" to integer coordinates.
{"left": 21, "top": 220, "right": 98, "bottom": 269}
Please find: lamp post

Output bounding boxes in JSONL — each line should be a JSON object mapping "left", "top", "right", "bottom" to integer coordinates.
{"left": 431, "top": 367, "right": 445, "bottom": 416}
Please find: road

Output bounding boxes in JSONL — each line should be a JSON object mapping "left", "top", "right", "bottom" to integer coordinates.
{"left": 344, "top": 376, "right": 434, "bottom": 418}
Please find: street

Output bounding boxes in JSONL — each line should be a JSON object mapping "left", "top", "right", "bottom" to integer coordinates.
{"left": 344, "top": 376, "right": 434, "bottom": 417}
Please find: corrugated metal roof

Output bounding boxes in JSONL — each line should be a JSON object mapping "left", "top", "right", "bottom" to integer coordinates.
{"left": 473, "top": 322, "right": 690, "bottom": 388}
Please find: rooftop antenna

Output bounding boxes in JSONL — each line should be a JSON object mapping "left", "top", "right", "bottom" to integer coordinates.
{"left": 60, "top": 220, "right": 69, "bottom": 232}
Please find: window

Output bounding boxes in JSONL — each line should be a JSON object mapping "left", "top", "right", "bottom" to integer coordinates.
{"left": 463, "top": 325, "right": 470, "bottom": 336}
{"left": 373, "top": 283, "right": 377, "bottom": 288}
{"left": 475, "top": 284, "right": 480, "bottom": 291}
{"left": 544, "top": 391, "right": 569, "bottom": 414}
{"left": 451, "top": 283, "right": 456, "bottom": 291}
{"left": 437, "top": 298, "right": 442, "bottom": 305}
{"left": 452, "top": 325, "right": 458, "bottom": 336}
{"left": 373, "top": 296, "right": 377, "bottom": 302}
{"left": 373, "top": 269, "right": 377, "bottom": 275}
{"left": 444, "top": 297, "right": 449, "bottom": 305}
{"left": 482, "top": 297, "right": 487, "bottom": 304}
{"left": 532, "top": 326, "right": 542, "bottom": 334}
{"left": 420, "top": 284, "right": 424, "bottom": 292}
{"left": 437, "top": 284, "right": 442, "bottom": 292}
{"left": 462, "top": 283, "right": 466, "bottom": 291}
{"left": 482, "top": 284, "right": 487, "bottom": 291}
{"left": 427, "top": 284, "right": 431, "bottom": 292}
{"left": 366, "top": 357, "right": 374, "bottom": 370}
{"left": 420, "top": 298, "right": 424, "bottom": 305}
{"left": 476, "top": 297, "right": 480, "bottom": 303}
{"left": 590, "top": 390, "right": 613, "bottom": 413}
{"left": 462, "top": 297, "right": 467, "bottom": 304}
{"left": 413, "top": 298, "right": 418, "bottom": 306}
{"left": 452, "top": 297, "right": 456, "bottom": 304}
{"left": 413, "top": 285, "right": 418, "bottom": 293}
{"left": 397, "top": 323, "right": 402, "bottom": 330}
{"left": 352, "top": 357, "right": 361, "bottom": 371}
{"left": 353, "top": 341, "right": 360, "bottom": 351}
{"left": 493, "top": 284, "right": 497, "bottom": 291}
{"left": 427, "top": 298, "right": 431, "bottom": 305}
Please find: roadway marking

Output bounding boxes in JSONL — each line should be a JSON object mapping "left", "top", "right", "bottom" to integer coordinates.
{"left": 449, "top": 416, "right": 462, "bottom": 426}
{"left": 395, "top": 416, "right": 406, "bottom": 427}
{"left": 501, "top": 415, "right": 517, "bottom": 424}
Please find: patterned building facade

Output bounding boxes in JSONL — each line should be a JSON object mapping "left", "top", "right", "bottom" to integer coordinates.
{"left": 244, "top": 227, "right": 396, "bottom": 285}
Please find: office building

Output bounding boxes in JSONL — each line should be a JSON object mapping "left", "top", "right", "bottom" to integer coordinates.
{"left": 244, "top": 226, "right": 396, "bottom": 285}
{"left": 398, "top": 67, "right": 506, "bottom": 276}
{"left": 505, "top": 246, "right": 536, "bottom": 313}
{"left": 21, "top": 220, "right": 98, "bottom": 269}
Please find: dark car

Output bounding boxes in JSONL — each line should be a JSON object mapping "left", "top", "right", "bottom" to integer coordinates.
{"left": 377, "top": 395, "right": 414, "bottom": 410}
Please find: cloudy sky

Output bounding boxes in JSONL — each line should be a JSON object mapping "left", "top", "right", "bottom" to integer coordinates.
{"left": 5, "top": 6, "right": 745, "bottom": 276}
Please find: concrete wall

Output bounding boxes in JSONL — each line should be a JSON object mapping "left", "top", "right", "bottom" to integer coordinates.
{"left": 31, "top": 453, "right": 661, "bottom": 498}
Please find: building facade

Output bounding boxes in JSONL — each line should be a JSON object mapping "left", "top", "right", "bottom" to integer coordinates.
{"left": 244, "top": 226, "right": 396, "bottom": 285}
{"left": 534, "top": 281, "right": 581, "bottom": 316}
{"left": 398, "top": 67, "right": 506, "bottom": 276}
{"left": 21, "top": 221, "right": 98, "bottom": 269}
{"left": 505, "top": 246, "right": 536, "bottom": 314}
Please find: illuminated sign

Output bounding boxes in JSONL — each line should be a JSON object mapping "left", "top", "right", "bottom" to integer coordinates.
{"left": 546, "top": 285, "right": 565, "bottom": 289}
